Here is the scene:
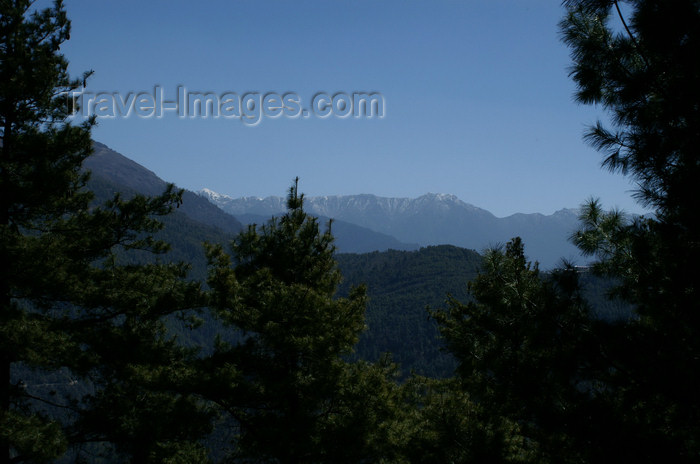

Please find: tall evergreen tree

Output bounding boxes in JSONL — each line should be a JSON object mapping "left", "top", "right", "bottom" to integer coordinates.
{"left": 432, "top": 239, "right": 596, "bottom": 463}
{"left": 561, "top": 0, "right": 700, "bottom": 460}
{"left": 202, "top": 179, "right": 402, "bottom": 463}
{"left": 0, "top": 1, "right": 209, "bottom": 461}
{"left": 435, "top": 2, "right": 700, "bottom": 462}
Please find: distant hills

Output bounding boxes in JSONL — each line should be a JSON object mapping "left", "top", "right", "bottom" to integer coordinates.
{"left": 81, "top": 141, "right": 612, "bottom": 377}
{"left": 80, "top": 142, "right": 482, "bottom": 376}
{"left": 84, "top": 143, "right": 420, "bottom": 255}
{"left": 235, "top": 213, "right": 419, "bottom": 254}
{"left": 84, "top": 142, "right": 584, "bottom": 267}
{"left": 199, "top": 189, "right": 583, "bottom": 268}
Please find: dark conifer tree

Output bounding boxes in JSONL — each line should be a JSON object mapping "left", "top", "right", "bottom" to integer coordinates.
{"left": 202, "top": 179, "right": 403, "bottom": 463}
{"left": 435, "top": 2, "right": 700, "bottom": 461}
{"left": 561, "top": 0, "right": 700, "bottom": 460}
{"left": 0, "top": 1, "right": 210, "bottom": 461}
{"left": 432, "top": 239, "right": 595, "bottom": 463}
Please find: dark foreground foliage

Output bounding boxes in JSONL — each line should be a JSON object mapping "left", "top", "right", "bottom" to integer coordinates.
{"left": 2, "top": 0, "right": 699, "bottom": 462}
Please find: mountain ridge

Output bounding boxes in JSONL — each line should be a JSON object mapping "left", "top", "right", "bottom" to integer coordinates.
{"left": 199, "top": 188, "right": 583, "bottom": 268}
{"left": 198, "top": 189, "right": 576, "bottom": 219}
{"left": 86, "top": 142, "right": 244, "bottom": 235}
{"left": 83, "top": 143, "right": 419, "bottom": 254}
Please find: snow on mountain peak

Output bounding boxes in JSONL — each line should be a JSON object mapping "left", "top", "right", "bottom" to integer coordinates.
{"left": 198, "top": 188, "right": 233, "bottom": 203}
{"left": 420, "top": 193, "right": 459, "bottom": 202}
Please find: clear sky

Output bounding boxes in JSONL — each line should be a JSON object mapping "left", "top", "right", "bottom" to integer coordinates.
{"left": 59, "top": 0, "right": 644, "bottom": 217}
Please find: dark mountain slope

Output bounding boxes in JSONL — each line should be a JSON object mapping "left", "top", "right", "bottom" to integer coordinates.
{"left": 85, "top": 142, "right": 242, "bottom": 235}
{"left": 237, "top": 213, "right": 419, "bottom": 253}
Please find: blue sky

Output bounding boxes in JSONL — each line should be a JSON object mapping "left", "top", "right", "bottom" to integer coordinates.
{"left": 60, "top": 0, "right": 643, "bottom": 217}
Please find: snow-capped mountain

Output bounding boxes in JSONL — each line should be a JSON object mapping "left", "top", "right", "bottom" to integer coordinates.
{"left": 199, "top": 189, "right": 582, "bottom": 268}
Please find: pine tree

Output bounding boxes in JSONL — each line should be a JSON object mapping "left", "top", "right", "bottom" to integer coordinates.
{"left": 398, "top": 376, "right": 533, "bottom": 464}
{"left": 0, "top": 1, "right": 210, "bottom": 461}
{"left": 202, "top": 179, "right": 401, "bottom": 463}
{"left": 562, "top": 1, "right": 700, "bottom": 460}
{"left": 435, "top": 2, "right": 700, "bottom": 462}
{"left": 432, "top": 238, "right": 595, "bottom": 463}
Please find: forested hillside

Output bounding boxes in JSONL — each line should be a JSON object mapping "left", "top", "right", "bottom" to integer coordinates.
{"left": 87, "top": 174, "right": 232, "bottom": 279}
{"left": 337, "top": 246, "right": 481, "bottom": 378}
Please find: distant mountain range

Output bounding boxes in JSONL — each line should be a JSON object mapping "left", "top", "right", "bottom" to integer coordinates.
{"left": 83, "top": 143, "right": 417, "bottom": 255}
{"left": 199, "top": 189, "right": 583, "bottom": 268}
{"left": 82, "top": 142, "right": 584, "bottom": 267}
{"left": 80, "top": 141, "right": 616, "bottom": 378}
